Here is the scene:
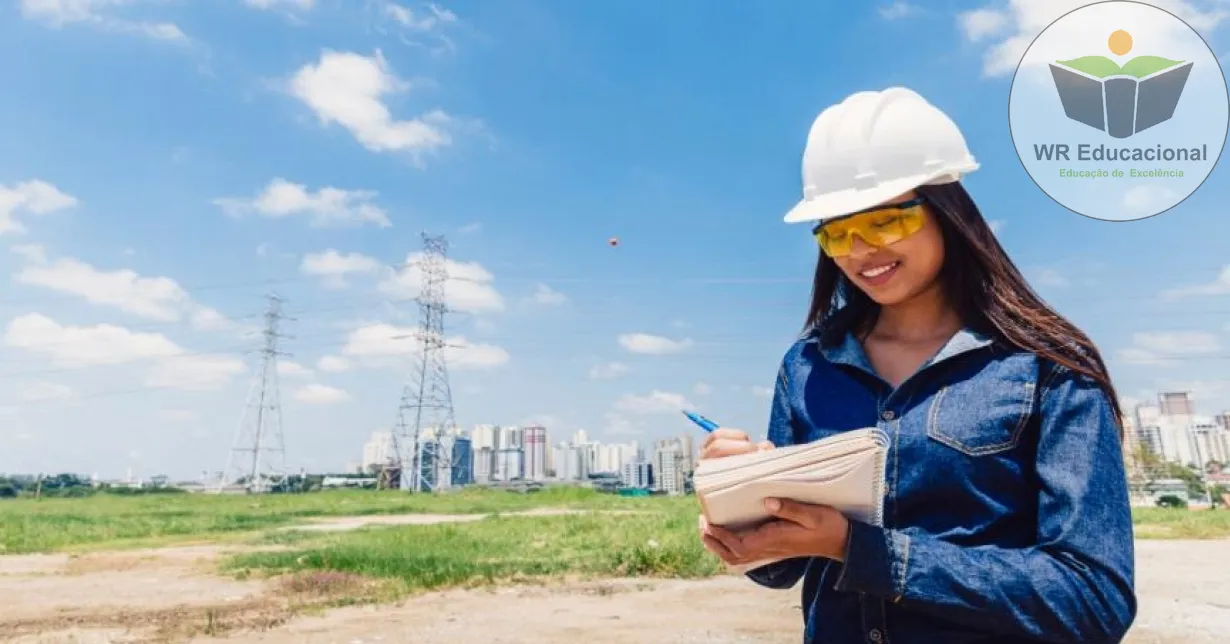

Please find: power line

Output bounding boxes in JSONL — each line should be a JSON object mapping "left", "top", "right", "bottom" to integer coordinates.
{"left": 217, "top": 293, "right": 291, "bottom": 493}
{"left": 391, "top": 233, "right": 459, "bottom": 494}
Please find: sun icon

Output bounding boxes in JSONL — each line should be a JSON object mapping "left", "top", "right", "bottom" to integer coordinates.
{"left": 1108, "top": 29, "right": 1133, "bottom": 56}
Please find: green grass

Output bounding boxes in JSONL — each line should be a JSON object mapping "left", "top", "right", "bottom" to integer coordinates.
{"left": 1132, "top": 507, "right": 1230, "bottom": 539}
{"left": 0, "top": 486, "right": 669, "bottom": 554}
{"left": 225, "top": 507, "right": 721, "bottom": 593}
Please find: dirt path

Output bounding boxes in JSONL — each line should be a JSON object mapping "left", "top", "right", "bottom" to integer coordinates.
{"left": 1, "top": 517, "right": 1225, "bottom": 644}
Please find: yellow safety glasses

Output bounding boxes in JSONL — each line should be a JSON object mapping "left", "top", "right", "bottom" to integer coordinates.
{"left": 812, "top": 197, "right": 927, "bottom": 257}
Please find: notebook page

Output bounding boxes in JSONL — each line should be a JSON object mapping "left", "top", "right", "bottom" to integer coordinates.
{"left": 694, "top": 429, "right": 883, "bottom": 492}
{"left": 698, "top": 449, "right": 869, "bottom": 496}
{"left": 693, "top": 428, "right": 881, "bottom": 477}
{"left": 702, "top": 451, "right": 882, "bottom": 530}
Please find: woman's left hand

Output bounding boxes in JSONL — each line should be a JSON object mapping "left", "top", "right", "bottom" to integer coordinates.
{"left": 699, "top": 498, "right": 851, "bottom": 565}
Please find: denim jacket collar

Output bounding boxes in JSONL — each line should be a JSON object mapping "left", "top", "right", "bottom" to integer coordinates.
{"left": 817, "top": 326, "right": 996, "bottom": 379}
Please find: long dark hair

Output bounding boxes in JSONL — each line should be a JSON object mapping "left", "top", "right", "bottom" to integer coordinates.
{"left": 803, "top": 181, "right": 1123, "bottom": 428}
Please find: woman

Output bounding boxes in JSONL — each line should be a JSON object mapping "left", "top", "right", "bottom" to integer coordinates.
{"left": 698, "top": 87, "right": 1136, "bottom": 643}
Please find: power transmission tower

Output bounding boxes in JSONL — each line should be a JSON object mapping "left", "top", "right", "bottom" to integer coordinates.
{"left": 389, "top": 233, "right": 458, "bottom": 493}
{"left": 220, "top": 293, "right": 292, "bottom": 493}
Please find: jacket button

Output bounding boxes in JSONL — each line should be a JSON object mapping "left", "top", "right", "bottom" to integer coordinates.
{"left": 869, "top": 629, "right": 883, "bottom": 643}
{"left": 880, "top": 410, "right": 894, "bottom": 421}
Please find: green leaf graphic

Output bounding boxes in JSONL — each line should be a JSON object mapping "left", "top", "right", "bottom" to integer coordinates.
{"left": 1056, "top": 55, "right": 1183, "bottom": 79}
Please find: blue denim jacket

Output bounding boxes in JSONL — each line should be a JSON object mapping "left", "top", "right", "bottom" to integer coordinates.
{"left": 747, "top": 327, "right": 1136, "bottom": 644}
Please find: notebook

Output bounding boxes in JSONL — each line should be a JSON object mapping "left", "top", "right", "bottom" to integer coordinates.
{"left": 694, "top": 427, "right": 890, "bottom": 572}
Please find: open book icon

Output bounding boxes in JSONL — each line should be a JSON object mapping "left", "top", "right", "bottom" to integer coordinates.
{"left": 1048, "top": 55, "right": 1192, "bottom": 138}
{"left": 694, "top": 427, "right": 889, "bottom": 572}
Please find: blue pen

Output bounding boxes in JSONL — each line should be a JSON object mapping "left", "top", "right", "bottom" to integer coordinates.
{"left": 681, "top": 409, "right": 720, "bottom": 432}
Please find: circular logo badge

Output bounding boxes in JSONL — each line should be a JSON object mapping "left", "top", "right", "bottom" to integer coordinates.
{"left": 1008, "top": 0, "right": 1229, "bottom": 221}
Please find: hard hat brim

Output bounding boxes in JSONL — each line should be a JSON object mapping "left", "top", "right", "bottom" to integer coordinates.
{"left": 782, "top": 166, "right": 976, "bottom": 224}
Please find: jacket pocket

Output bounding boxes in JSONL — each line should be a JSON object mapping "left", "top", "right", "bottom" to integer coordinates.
{"left": 925, "top": 372, "right": 1036, "bottom": 457}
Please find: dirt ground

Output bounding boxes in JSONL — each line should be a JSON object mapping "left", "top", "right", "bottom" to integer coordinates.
{"left": 1, "top": 515, "right": 1225, "bottom": 644}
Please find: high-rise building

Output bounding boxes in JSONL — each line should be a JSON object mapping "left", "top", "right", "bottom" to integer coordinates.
{"left": 1190, "top": 422, "right": 1230, "bottom": 467}
{"left": 496, "top": 448, "right": 524, "bottom": 480}
{"left": 361, "top": 430, "right": 395, "bottom": 472}
{"left": 594, "top": 442, "right": 639, "bottom": 474}
{"left": 653, "top": 437, "right": 687, "bottom": 495}
{"left": 622, "top": 460, "right": 653, "bottom": 488}
{"left": 471, "top": 424, "right": 499, "bottom": 450}
{"left": 1159, "top": 391, "right": 1194, "bottom": 417}
{"left": 523, "top": 425, "right": 548, "bottom": 481}
{"left": 472, "top": 446, "right": 496, "bottom": 483}
{"left": 419, "top": 441, "right": 440, "bottom": 490}
{"left": 1130, "top": 393, "right": 1230, "bottom": 469}
{"left": 552, "top": 442, "right": 588, "bottom": 480}
{"left": 451, "top": 437, "right": 473, "bottom": 487}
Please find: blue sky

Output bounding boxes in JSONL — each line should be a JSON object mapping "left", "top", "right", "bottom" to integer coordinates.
{"left": 2, "top": 0, "right": 1230, "bottom": 480}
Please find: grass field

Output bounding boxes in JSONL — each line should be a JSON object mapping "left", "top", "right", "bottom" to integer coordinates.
{"left": 2, "top": 486, "right": 1227, "bottom": 562}
{"left": 0, "top": 486, "right": 658, "bottom": 554}
{"left": 227, "top": 509, "right": 722, "bottom": 594}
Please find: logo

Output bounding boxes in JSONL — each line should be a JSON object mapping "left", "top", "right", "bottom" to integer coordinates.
{"left": 1008, "top": 1, "right": 1228, "bottom": 221}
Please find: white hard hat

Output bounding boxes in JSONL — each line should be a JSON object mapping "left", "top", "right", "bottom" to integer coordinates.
{"left": 783, "top": 87, "right": 979, "bottom": 224}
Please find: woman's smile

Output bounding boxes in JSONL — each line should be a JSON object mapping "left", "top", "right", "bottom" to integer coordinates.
{"left": 855, "top": 260, "right": 900, "bottom": 286}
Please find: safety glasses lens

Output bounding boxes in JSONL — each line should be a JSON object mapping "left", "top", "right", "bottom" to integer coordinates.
{"left": 815, "top": 205, "right": 924, "bottom": 257}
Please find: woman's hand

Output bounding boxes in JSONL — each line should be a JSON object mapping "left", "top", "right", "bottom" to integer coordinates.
{"left": 698, "top": 498, "right": 851, "bottom": 565}
{"left": 700, "top": 428, "right": 774, "bottom": 460}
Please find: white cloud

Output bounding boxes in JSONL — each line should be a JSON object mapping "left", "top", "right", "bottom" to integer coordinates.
{"left": 526, "top": 283, "right": 567, "bottom": 306}
{"left": 383, "top": 2, "right": 457, "bottom": 30}
{"left": 988, "top": 219, "right": 1006, "bottom": 235}
{"left": 878, "top": 1, "right": 918, "bottom": 20}
{"left": 17, "top": 381, "right": 74, "bottom": 403}
{"left": 13, "top": 252, "right": 231, "bottom": 330}
{"left": 1117, "top": 330, "right": 1222, "bottom": 365}
{"left": 215, "top": 178, "right": 392, "bottom": 228}
{"left": 693, "top": 382, "right": 713, "bottom": 396}
{"left": 339, "top": 322, "right": 509, "bottom": 370}
{"left": 300, "top": 249, "right": 383, "bottom": 288}
{"left": 589, "top": 362, "right": 629, "bottom": 379}
{"left": 603, "top": 412, "right": 643, "bottom": 436}
{"left": 245, "top": 0, "right": 313, "bottom": 10}
{"left": 378, "top": 253, "right": 504, "bottom": 313}
{"left": 959, "top": 7, "right": 1010, "bottom": 41}
{"left": 459, "top": 222, "right": 481, "bottom": 234}
{"left": 19, "top": 0, "right": 187, "bottom": 42}
{"left": 1161, "top": 265, "right": 1230, "bottom": 298}
{"left": 293, "top": 383, "right": 352, "bottom": 404}
{"left": 617, "top": 333, "right": 693, "bottom": 355}
{"left": 0, "top": 179, "right": 77, "bottom": 236}
{"left": 278, "top": 361, "right": 314, "bottom": 378}
{"left": 3, "top": 313, "right": 244, "bottom": 391}
{"left": 957, "top": 0, "right": 1228, "bottom": 77}
{"left": 1124, "top": 185, "right": 1177, "bottom": 214}
{"left": 751, "top": 385, "right": 774, "bottom": 399}
{"left": 380, "top": 2, "right": 461, "bottom": 57}
{"left": 614, "top": 390, "right": 693, "bottom": 415}
{"left": 289, "top": 49, "right": 455, "bottom": 158}
{"left": 317, "top": 355, "right": 352, "bottom": 372}
{"left": 4, "top": 313, "right": 182, "bottom": 367}
{"left": 145, "top": 354, "right": 246, "bottom": 391}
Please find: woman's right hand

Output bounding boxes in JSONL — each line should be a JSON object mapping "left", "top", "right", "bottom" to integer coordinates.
{"left": 700, "top": 428, "right": 774, "bottom": 460}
